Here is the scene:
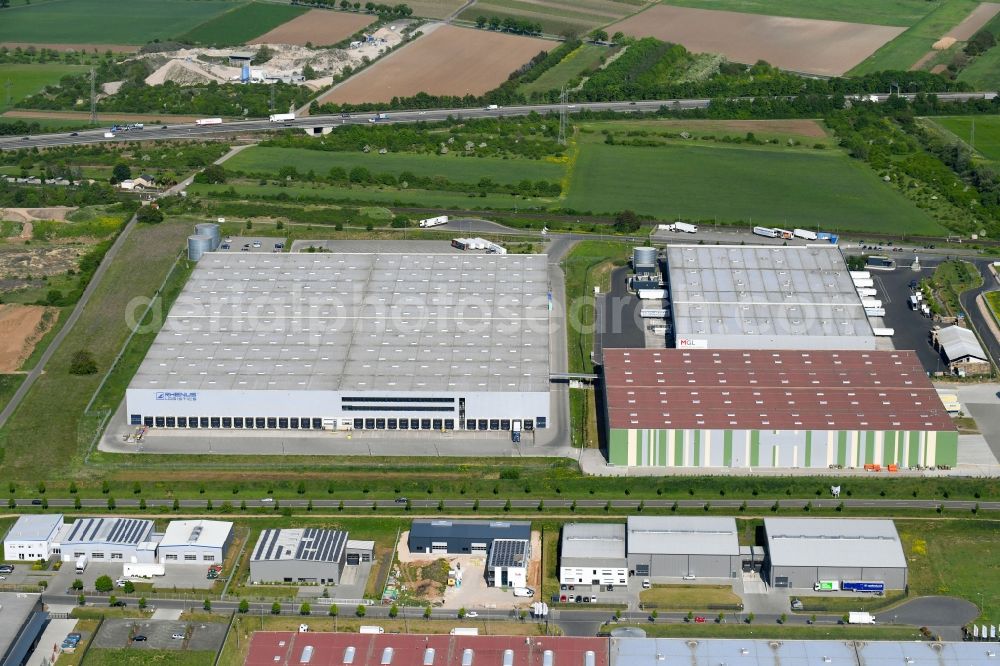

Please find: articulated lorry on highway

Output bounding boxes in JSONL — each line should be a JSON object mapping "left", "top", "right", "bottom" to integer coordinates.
{"left": 195, "top": 118, "right": 223, "bottom": 125}
{"left": 269, "top": 113, "right": 296, "bottom": 122}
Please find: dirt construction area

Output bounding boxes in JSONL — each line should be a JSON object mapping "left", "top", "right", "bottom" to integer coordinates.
{"left": 250, "top": 9, "right": 376, "bottom": 47}
{"left": 319, "top": 23, "right": 550, "bottom": 104}
{"left": 395, "top": 530, "right": 542, "bottom": 610}
{"left": 610, "top": 5, "right": 905, "bottom": 77}
{"left": 0, "top": 304, "right": 57, "bottom": 372}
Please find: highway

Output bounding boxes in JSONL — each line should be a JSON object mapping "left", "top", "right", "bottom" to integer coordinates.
{"left": 11, "top": 496, "right": 999, "bottom": 511}
{"left": 2, "top": 92, "right": 995, "bottom": 151}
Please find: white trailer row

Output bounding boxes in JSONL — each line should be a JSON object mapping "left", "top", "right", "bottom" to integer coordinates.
{"left": 451, "top": 237, "right": 506, "bottom": 254}
{"left": 658, "top": 222, "right": 698, "bottom": 234}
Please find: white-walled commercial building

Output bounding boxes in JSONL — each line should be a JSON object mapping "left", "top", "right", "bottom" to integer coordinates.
{"left": 485, "top": 538, "right": 530, "bottom": 589}
{"left": 764, "top": 518, "right": 908, "bottom": 589}
{"left": 3, "top": 515, "right": 64, "bottom": 561}
{"left": 125, "top": 253, "right": 551, "bottom": 435}
{"left": 626, "top": 516, "right": 740, "bottom": 580}
{"left": 156, "top": 520, "right": 233, "bottom": 565}
{"left": 559, "top": 523, "right": 628, "bottom": 588}
{"left": 53, "top": 517, "right": 158, "bottom": 564}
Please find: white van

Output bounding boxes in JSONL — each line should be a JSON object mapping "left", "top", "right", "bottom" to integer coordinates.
{"left": 513, "top": 587, "right": 534, "bottom": 598}
{"left": 359, "top": 626, "right": 384, "bottom": 634}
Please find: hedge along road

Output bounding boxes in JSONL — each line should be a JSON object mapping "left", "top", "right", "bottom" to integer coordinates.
{"left": 9, "top": 497, "right": 1000, "bottom": 511}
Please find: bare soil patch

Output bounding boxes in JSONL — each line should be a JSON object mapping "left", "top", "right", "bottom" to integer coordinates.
{"left": 250, "top": 10, "right": 376, "bottom": 46}
{"left": 1, "top": 207, "right": 77, "bottom": 224}
{"left": 319, "top": 24, "right": 550, "bottom": 104}
{"left": 0, "top": 42, "right": 138, "bottom": 53}
{"left": 609, "top": 5, "right": 905, "bottom": 77}
{"left": 0, "top": 304, "right": 57, "bottom": 372}
{"left": 0, "top": 245, "right": 88, "bottom": 282}
{"left": 945, "top": 2, "right": 1000, "bottom": 40}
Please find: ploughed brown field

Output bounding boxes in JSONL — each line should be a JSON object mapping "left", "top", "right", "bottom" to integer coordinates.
{"left": 249, "top": 9, "right": 376, "bottom": 47}
{"left": 609, "top": 5, "right": 905, "bottom": 77}
{"left": 0, "top": 304, "right": 56, "bottom": 373}
{"left": 318, "top": 24, "right": 550, "bottom": 105}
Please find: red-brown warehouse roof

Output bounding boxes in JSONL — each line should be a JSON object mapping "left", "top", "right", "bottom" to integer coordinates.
{"left": 603, "top": 349, "right": 955, "bottom": 432}
{"left": 245, "top": 632, "right": 608, "bottom": 666}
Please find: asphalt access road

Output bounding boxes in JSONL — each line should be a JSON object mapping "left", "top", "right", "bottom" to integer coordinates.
{"left": 12, "top": 497, "right": 1000, "bottom": 511}
{"left": 2, "top": 93, "right": 995, "bottom": 152}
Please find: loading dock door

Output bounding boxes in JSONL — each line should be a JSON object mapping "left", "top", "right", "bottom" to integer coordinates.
{"left": 774, "top": 576, "right": 790, "bottom": 588}
{"left": 347, "top": 554, "right": 360, "bottom": 565}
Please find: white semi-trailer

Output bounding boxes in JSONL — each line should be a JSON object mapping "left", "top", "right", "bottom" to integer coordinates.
{"left": 195, "top": 118, "right": 223, "bottom": 126}
{"left": 793, "top": 228, "right": 817, "bottom": 240}
{"left": 269, "top": 113, "right": 295, "bottom": 122}
{"left": 419, "top": 215, "right": 449, "bottom": 228}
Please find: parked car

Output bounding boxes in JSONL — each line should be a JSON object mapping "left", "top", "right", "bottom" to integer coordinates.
{"left": 642, "top": 579, "right": 651, "bottom": 589}
{"left": 694, "top": 616, "right": 706, "bottom": 623}
{"left": 0, "top": 565, "right": 15, "bottom": 573}
{"left": 31, "top": 499, "right": 42, "bottom": 505}
{"left": 133, "top": 635, "right": 147, "bottom": 642}
{"left": 110, "top": 600, "right": 126, "bottom": 607}
{"left": 171, "top": 633, "right": 185, "bottom": 640}
{"left": 67, "top": 634, "right": 81, "bottom": 641}
{"left": 394, "top": 497, "right": 408, "bottom": 503}
{"left": 465, "top": 611, "right": 479, "bottom": 618}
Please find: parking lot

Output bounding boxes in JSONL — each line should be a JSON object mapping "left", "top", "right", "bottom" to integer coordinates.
{"left": 93, "top": 618, "right": 228, "bottom": 651}
{"left": 870, "top": 263, "right": 947, "bottom": 373}
{"left": 216, "top": 235, "right": 285, "bottom": 253}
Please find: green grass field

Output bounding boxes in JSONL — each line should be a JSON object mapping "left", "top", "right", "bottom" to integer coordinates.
{"left": 0, "top": 375, "right": 25, "bottom": 413}
{"left": 563, "top": 137, "right": 946, "bottom": 233}
{"left": 659, "top": 0, "right": 936, "bottom": 26}
{"left": 930, "top": 116, "right": 1000, "bottom": 163}
{"left": 0, "top": 64, "right": 90, "bottom": 112}
{"left": 848, "top": 0, "right": 980, "bottom": 74}
{"left": 177, "top": 2, "right": 308, "bottom": 46}
{"left": 82, "top": 649, "right": 216, "bottom": 666}
{"left": 225, "top": 146, "right": 565, "bottom": 185}
{"left": 520, "top": 43, "right": 611, "bottom": 96}
{"left": 0, "top": 0, "right": 245, "bottom": 45}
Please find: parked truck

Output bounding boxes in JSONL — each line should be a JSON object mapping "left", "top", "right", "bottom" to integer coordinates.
{"left": 123, "top": 563, "right": 165, "bottom": 578}
{"left": 814, "top": 580, "right": 839, "bottom": 591}
{"left": 195, "top": 118, "right": 223, "bottom": 126}
{"left": 752, "top": 226, "right": 779, "bottom": 238}
{"left": 793, "top": 228, "right": 817, "bottom": 241}
{"left": 269, "top": 113, "right": 296, "bottom": 122}
{"left": 419, "top": 215, "right": 449, "bottom": 228}
{"left": 75, "top": 554, "right": 88, "bottom": 573}
{"left": 848, "top": 612, "right": 876, "bottom": 624}
{"left": 669, "top": 221, "right": 698, "bottom": 233}
{"left": 842, "top": 581, "right": 885, "bottom": 593}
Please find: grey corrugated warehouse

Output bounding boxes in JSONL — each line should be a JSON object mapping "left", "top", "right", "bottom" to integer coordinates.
{"left": 52, "top": 517, "right": 158, "bottom": 564}
{"left": 665, "top": 244, "right": 876, "bottom": 350}
{"left": 250, "top": 528, "right": 348, "bottom": 584}
{"left": 626, "top": 517, "right": 740, "bottom": 580}
{"left": 559, "top": 523, "right": 628, "bottom": 588}
{"left": 764, "top": 518, "right": 907, "bottom": 589}
{"left": 125, "top": 253, "right": 550, "bottom": 434}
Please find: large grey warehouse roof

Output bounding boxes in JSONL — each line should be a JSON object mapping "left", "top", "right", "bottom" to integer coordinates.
{"left": 764, "top": 518, "right": 906, "bottom": 569}
{"left": 627, "top": 517, "right": 739, "bottom": 556}
{"left": 410, "top": 520, "right": 531, "bottom": 542}
{"left": 5, "top": 514, "right": 63, "bottom": 542}
{"left": 665, "top": 244, "right": 875, "bottom": 349}
{"left": 562, "top": 523, "right": 626, "bottom": 560}
{"left": 129, "top": 252, "right": 550, "bottom": 392}
{"left": 252, "top": 528, "right": 347, "bottom": 563}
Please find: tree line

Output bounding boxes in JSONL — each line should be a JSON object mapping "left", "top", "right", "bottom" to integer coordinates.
{"left": 474, "top": 15, "right": 543, "bottom": 36}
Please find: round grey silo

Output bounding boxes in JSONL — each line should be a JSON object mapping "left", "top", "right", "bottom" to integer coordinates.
{"left": 187, "top": 234, "right": 213, "bottom": 261}
{"left": 633, "top": 246, "right": 657, "bottom": 270}
{"left": 194, "top": 223, "right": 221, "bottom": 250}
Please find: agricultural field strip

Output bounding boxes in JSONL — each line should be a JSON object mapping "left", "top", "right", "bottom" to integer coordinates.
{"left": 0, "top": 64, "right": 90, "bottom": 112}
{"left": 177, "top": 2, "right": 308, "bottom": 45}
{"left": 609, "top": 4, "right": 904, "bottom": 77}
{"left": 472, "top": 0, "right": 627, "bottom": 22}
{"left": 249, "top": 10, "right": 376, "bottom": 47}
{"left": 0, "top": 0, "right": 246, "bottom": 45}
{"left": 658, "top": 0, "right": 939, "bottom": 26}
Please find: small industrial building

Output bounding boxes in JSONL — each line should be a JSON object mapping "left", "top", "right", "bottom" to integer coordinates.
{"left": 408, "top": 520, "right": 530, "bottom": 555}
{"left": 250, "top": 528, "right": 348, "bottom": 585}
{"left": 345, "top": 539, "right": 374, "bottom": 566}
{"left": 763, "top": 518, "right": 908, "bottom": 589}
{"left": 126, "top": 253, "right": 550, "bottom": 434}
{"left": 485, "top": 538, "right": 530, "bottom": 589}
{"left": 932, "top": 325, "right": 991, "bottom": 376}
{"left": 3, "top": 514, "right": 64, "bottom": 561}
{"left": 559, "top": 523, "right": 628, "bottom": 588}
{"left": 604, "top": 348, "right": 957, "bottom": 469}
{"left": 626, "top": 516, "right": 740, "bottom": 580}
{"left": 53, "top": 517, "right": 158, "bottom": 564}
{"left": 665, "top": 244, "right": 876, "bottom": 350}
{"left": 156, "top": 520, "right": 233, "bottom": 565}
{"left": 0, "top": 592, "right": 46, "bottom": 666}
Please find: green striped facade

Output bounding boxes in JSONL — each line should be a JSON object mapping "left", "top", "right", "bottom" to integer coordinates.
{"left": 608, "top": 428, "right": 959, "bottom": 469}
